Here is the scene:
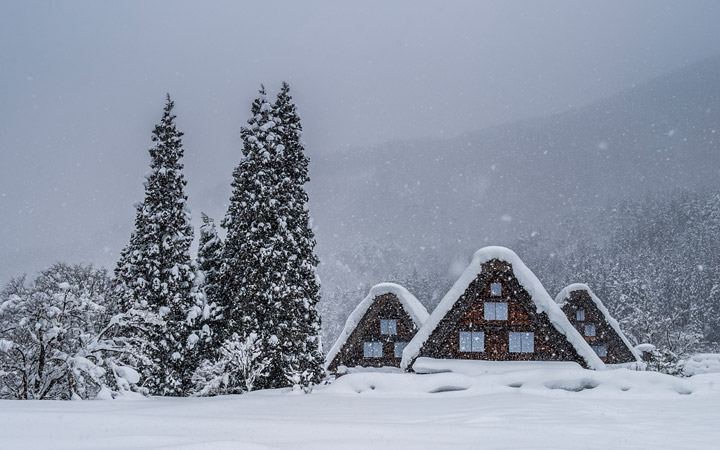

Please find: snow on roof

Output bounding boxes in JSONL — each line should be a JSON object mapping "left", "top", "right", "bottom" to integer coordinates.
{"left": 401, "top": 246, "right": 605, "bottom": 371}
{"left": 555, "top": 283, "right": 642, "bottom": 363}
{"left": 325, "top": 283, "right": 429, "bottom": 371}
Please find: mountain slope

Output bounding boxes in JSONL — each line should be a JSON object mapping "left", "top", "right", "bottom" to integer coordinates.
{"left": 310, "top": 54, "right": 720, "bottom": 253}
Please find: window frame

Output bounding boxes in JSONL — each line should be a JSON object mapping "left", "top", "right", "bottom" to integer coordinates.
{"left": 363, "top": 341, "right": 383, "bottom": 358}
{"left": 380, "top": 319, "right": 397, "bottom": 335}
{"left": 509, "top": 331, "right": 534, "bottom": 353}
{"left": 591, "top": 345, "right": 607, "bottom": 357}
{"left": 459, "top": 331, "right": 485, "bottom": 353}
{"left": 585, "top": 324, "right": 596, "bottom": 337}
{"left": 484, "top": 302, "right": 508, "bottom": 321}
{"left": 394, "top": 341, "right": 408, "bottom": 358}
{"left": 576, "top": 309, "right": 585, "bottom": 321}
{"left": 490, "top": 282, "right": 502, "bottom": 297}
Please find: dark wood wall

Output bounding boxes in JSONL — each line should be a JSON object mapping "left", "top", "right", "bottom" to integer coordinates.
{"left": 414, "top": 259, "right": 589, "bottom": 367}
{"left": 327, "top": 293, "right": 420, "bottom": 372}
{"left": 561, "top": 290, "right": 636, "bottom": 364}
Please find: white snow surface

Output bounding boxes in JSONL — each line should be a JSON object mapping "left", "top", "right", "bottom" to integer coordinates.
{"left": 412, "top": 357, "right": 584, "bottom": 375}
{"left": 555, "top": 283, "right": 642, "bottom": 362}
{"left": 2, "top": 368, "right": 719, "bottom": 449}
{"left": 325, "top": 282, "right": 429, "bottom": 370}
{"left": 684, "top": 353, "right": 720, "bottom": 376}
{"left": 401, "top": 247, "right": 605, "bottom": 371}
{"left": 337, "top": 365, "right": 406, "bottom": 375}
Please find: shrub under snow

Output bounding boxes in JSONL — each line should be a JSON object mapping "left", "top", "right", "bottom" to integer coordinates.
{"left": 190, "top": 332, "right": 268, "bottom": 396}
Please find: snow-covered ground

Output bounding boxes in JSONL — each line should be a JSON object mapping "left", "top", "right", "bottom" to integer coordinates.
{"left": 2, "top": 367, "right": 719, "bottom": 450}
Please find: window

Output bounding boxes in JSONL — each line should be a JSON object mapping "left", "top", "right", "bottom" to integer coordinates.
{"left": 592, "top": 345, "right": 607, "bottom": 357}
{"left": 394, "top": 342, "right": 408, "bottom": 358}
{"left": 576, "top": 310, "right": 585, "bottom": 321}
{"left": 380, "top": 319, "right": 397, "bottom": 335}
{"left": 363, "top": 342, "right": 383, "bottom": 358}
{"left": 585, "top": 324, "right": 596, "bottom": 337}
{"left": 509, "top": 332, "right": 534, "bottom": 353}
{"left": 484, "top": 302, "right": 508, "bottom": 320}
{"left": 490, "top": 282, "right": 502, "bottom": 297}
{"left": 459, "top": 331, "right": 485, "bottom": 352}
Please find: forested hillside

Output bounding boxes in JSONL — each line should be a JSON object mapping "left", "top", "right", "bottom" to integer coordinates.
{"left": 319, "top": 189, "right": 720, "bottom": 360}
{"left": 315, "top": 55, "right": 720, "bottom": 359}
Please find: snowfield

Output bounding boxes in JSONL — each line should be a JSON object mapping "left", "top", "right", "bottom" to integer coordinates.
{"left": 2, "top": 367, "right": 719, "bottom": 450}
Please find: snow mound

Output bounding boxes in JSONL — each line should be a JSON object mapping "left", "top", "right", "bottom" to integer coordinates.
{"left": 322, "top": 365, "right": 709, "bottom": 398}
{"left": 684, "top": 354, "right": 720, "bottom": 376}
{"left": 325, "top": 283, "right": 429, "bottom": 370}
{"left": 544, "top": 378, "right": 600, "bottom": 392}
{"left": 555, "top": 283, "right": 641, "bottom": 363}
{"left": 337, "top": 365, "right": 406, "bottom": 375}
{"left": 401, "top": 247, "right": 604, "bottom": 371}
{"left": 635, "top": 343, "right": 656, "bottom": 353}
{"left": 412, "top": 357, "right": 582, "bottom": 375}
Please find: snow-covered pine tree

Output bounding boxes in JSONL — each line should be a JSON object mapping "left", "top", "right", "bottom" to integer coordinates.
{"left": 112, "top": 94, "right": 196, "bottom": 396}
{"left": 189, "top": 213, "right": 224, "bottom": 364}
{"left": 220, "top": 84, "right": 323, "bottom": 390}
{"left": 271, "top": 82, "right": 324, "bottom": 388}
{"left": 220, "top": 86, "right": 280, "bottom": 389}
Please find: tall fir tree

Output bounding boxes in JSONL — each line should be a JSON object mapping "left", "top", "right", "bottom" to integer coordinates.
{"left": 220, "top": 86, "right": 278, "bottom": 387}
{"left": 113, "top": 94, "right": 196, "bottom": 395}
{"left": 220, "top": 83, "right": 323, "bottom": 390}
{"left": 191, "top": 213, "right": 224, "bottom": 360}
{"left": 271, "top": 82, "right": 324, "bottom": 387}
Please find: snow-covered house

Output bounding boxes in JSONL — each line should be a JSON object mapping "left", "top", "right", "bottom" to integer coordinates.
{"left": 325, "top": 283, "right": 429, "bottom": 373}
{"left": 555, "top": 284, "right": 641, "bottom": 365}
{"left": 401, "top": 247, "right": 605, "bottom": 372}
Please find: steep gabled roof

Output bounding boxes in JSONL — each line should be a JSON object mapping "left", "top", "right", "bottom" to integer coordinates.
{"left": 401, "top": 246, "right": 605, "bottom": 370}
{"left": 325, "top": 283, "right": 429, "bottom": 371}
{"left": 555, "top": 283, "right": 641, "bottom": 363}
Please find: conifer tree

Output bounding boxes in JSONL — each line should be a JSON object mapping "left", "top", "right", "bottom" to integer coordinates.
{"left": 220, "top": 86, "right": 279, "bottom": 388}
{"left": 191, "top": 213, "right": 224, "bottom": 358}
{"left": 113, "top": 94, "right": 195, "bottom": 395}
{"left": 220, "top": 84, "right": 323, "bottom": 390}
{"left": 271, "top": 82, "right": 324, "bottom": 387}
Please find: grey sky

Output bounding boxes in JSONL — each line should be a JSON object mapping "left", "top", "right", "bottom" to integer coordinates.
{"left": 1, "top": 1, "right": 720, "bottom": 284}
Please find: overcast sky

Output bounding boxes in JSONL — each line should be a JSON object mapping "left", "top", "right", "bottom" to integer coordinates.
{"left": 2, "top": 1, "right": 720, "bottom": 284}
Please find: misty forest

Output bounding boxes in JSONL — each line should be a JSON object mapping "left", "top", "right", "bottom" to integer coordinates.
{"left": 1, "top": 2, "right": 719, "bottom": 449}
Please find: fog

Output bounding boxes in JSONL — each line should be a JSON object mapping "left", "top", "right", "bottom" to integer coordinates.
{"left": 2, "top": 0, "right": 720, "bottom": 287}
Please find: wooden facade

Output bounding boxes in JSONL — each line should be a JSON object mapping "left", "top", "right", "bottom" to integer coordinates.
{"left": 326, "top": 292, "right": 424, "bottom": 372}
{"left": 559, "top": 288, "right": 637, "bottom": 364}
{"left": 408, "top": 259, "right": 591, "bottom": 368}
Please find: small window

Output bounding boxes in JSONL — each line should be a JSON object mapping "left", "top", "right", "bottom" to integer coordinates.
{"left": 592, "top": 345, "right": 607, "bottom": 357}
{"left": 576, "top": 310, "right": 585, "bottom": 321}
{"left": 585, "top": 324, "right": 596, "bottom": 337}
{"left": 380, "top": 319, "right": 397, "bottom": 335}
{"left": 363, "top": 342, "right": 383, "bottom": 358}
{"left": 490, "top": 283, "right": 502, "bottom": 297}
{"left": 459, "top": 331, "right": 485, "bottom": 352}
{"left": 509, "top": 332, "right": 534, "bottom": 353}
{"left": 484, "top": 302, "right": 508, "bottom": 321}
{"left": 394, "top": 342, "right": 408, "bottom": 358}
